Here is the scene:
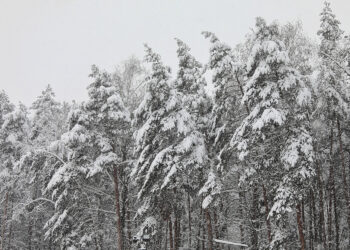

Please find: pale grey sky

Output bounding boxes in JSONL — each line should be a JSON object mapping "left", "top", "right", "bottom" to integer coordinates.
{"left": 1, "top": 0, "right": 349, "bottom": 106}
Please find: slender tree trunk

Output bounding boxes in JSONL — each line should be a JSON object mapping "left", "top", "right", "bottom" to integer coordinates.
{"left": 126, "top": 199, "right": 131, "bottom": 247}
{"left": 205, "top": 209, "right": 213, "bottom": 250}
{"left": 113, "top": 167, "right": 124, "bottom": 250}
{"left": 330, "top": 120, "right": 339, "bottom": 250}
{"left": 336, "top": 118, "right": 350, "bottom": 235}
{"left": 174, "top": 214, "right": 179, "bottom": 250}
{"left": 315, "top": 157, "right": 327, "bottom": 249}
{"left": 296, "top": 203, "right": 306, "bottom": 250}
{"left": 311, "top": 189, "right": 318, "bottom": 245}
{"left": 28, "top": 215, "right": 32, "bottom": 250}
{"left": 213, "top": 211, "right": 219, "bottom": 240}
{"left": 165, "top": 220, "right": 168, "bottom": 250}
{"left": 262, "top": 185, "right": 272, "bottom": 243}
{"left": 196, "top": 217, "right": 200, "bottom": 250}
{"left": 168, "top": 216, "right": 174, "bottom": 250}
{"left": 328, "top": 122, "right": 335, "bottom": 249}
{"left": 251, "top": 186, "right": 259, "bottom": 249}
{"left": 0, "top": 191, "right": 9, "bottom": 250}
{"left": 327, "top": 188, "right": 332, "bottom": 249}
{"left": 187, "top": 191, "right": 192, "bottom": 248}
{"left": 201, "top": 196, "right": 205, "bottom": 250}
{"left": 239, "top": 190, "right": 245, "bottom": 250}
{"left": 308, "top": 190, "right": 313, "bottom": 250}
{"left": 333, "top": 187, "right": 339, "bottom": 250}
{"left": 7, "top": 200, "right": 12, "bottom": 250}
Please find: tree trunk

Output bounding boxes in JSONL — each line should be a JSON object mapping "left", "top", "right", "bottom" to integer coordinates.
{"left": 7, "top": 203, "right": 12, "bottom": 250}
{"left": 308, "top": 190, "right": 313, "bottom": 250}
{"left": 168, "top": 216, "right": 174, "bottom": 250}
{"left": 113, "top": 167, "right": 124, "bottom": 250}
{"left": 315, "top": 156, "right": 327, "bottom": 249}
{"left": 205, "top": 209, "right": 213, "bottom": 250}
{"left": 213, "top": 211, "right": 219, "bottom": 240}
{"left": 328, "top": 122, "right": 335, "bottom": 249}
{"left": 336, "top": 118, "right": 350, "bottom": 236}
{"left": 327, "top": 188, "right": 332, "bottom": 249}
{"left": 311, "top": 189, "right": 318, "bottom": 245}
{"left": 201, "top": 196, "right": 205, "bottom": 250}
{"left": 262, "top": 185, "right": 272, "bottom": 243}
{"left": 165, "top": 220, "right": 168, "bottom": 250}
{"left": 126, "top": 199, "right": 131, "bottom": 247}
{"left": 251, "top": 186, "right": 259, "bottom": 249}
{"left": 239, "top": 190, "right": 245, "bottom": 250}
{"left": 174, "top": 214, "right": 179, "bottom": 250}
{"left": 28, "top": 215, "right": 32, "bottom": 250}
{"left": 296, "top": 203, "right": 306, "bottom": 250}
{"left": 187, "top": 191, "right": 192, "bottom": 248}
{"left": 333, "top": 187, "right": 339, "bottom": 250}
{"left": 0, "top": 191, "right": 9, "bottom": 250}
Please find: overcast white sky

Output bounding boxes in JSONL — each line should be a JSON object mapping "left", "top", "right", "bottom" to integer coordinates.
{"left": 1, "top": 0, "right": 349, "bottom": 106}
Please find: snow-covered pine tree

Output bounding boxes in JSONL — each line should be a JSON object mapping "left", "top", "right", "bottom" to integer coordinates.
{"left": 199, "top": 32, "right": 237, "bottom": 203}
{"left": 133, "top": 42, "right": 210, "bottom": 249}
{"left": 231, "top": 17, "right": 314, "bottom": 249}
{"left": 172, "top": 38, "right": 211, "bottom": 249}
{"left": 0, "top": 92, "right": 14, "bottom": 249}
{"left": 0, "top": 91, "right": 14, "bottom": 126}
{"left": 111, "top": 57, "right": 147, "bottom": 246}
{"left": 45, "top": 65, "right": 130, "bottom": 249}
{"left": 316, "top": 2, "right": 350, "bottom": 246}
{"left": 0, "top": 103, "right": 31, "bottom": 249}
{"left": 132, "top": 45, "right": 174, "bottom": 249}
{"left": 30, "top": 85, "right": 62, "bottom": 145}
{"left": 199, "top": 32, "right": 247, "bottom": 248}
{"left": 14, "top": 85, "right": 71, "bottom": 249}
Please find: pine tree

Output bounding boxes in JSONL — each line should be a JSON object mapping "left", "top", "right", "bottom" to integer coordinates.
{"left": 132, "top": 45, "right": 176, "bottom": 249}
{"left": 0, "top": 103, "right": 31, "bottom": 249}
{"left": 231, "top": 18, "right": 314, "bottom": 249}
{"left": 30, "top": 85, "right": 62, "bottom": 146}
{"left": 133, "top": 42, "right": 210, "bottom": 249}
{"left": 316, "top": 2, "right": 350, "bottom": 247}
{"left": 45, "top": 65, "right": 130, "bottom": 249}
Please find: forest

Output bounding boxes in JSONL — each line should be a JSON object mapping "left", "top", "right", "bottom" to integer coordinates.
{"left": 1, "top": 1, "right": 350, "bottom": 249}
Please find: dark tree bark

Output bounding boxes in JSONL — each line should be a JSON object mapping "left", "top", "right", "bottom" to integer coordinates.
{"left": 213, "top": 210, "right": 219, "bottom": 240}
{"left": 336, "top": 118, "right": 350, "bottom": 237}
{"left": 126, "top": 198, "right": 131, "bottom": 247}
{"left": 113, "top": 167, "right": 124, "bottom": 250}
{"left": 296, "top": 203, "right": 306, "bottom": 250}
{"left": 262, "top": 185, "right": 272, "bottom": 243}
{"left": 251, "top": 186, "right": 259, "bottom": 249}
{"left": 239, "top": 190, "right": 246, "bottom": 250}
{"left": 328, "top": 122, "right": 335, "bottom": 249}
{"left": 308, "top": 190, "right": 314, "bottom": 250}
{"left": 187, "top": 191, "right": 192, "bottom": 248}
{"left": 174, "top": 214, "right": 180, "bottom": 250}
{"left": 168, "top": 216, "right": 174, "bottom": 250}
{"left": 315, "top": 156, "right": 327, "bottom": 249}
{"left": 28, "top": 215, "right": 32, "bottom": 250}
{"left": 205, "top": 209, "right": 213, "bottom": 250}
{"left": 0, "top": 191, "right": 9, "bottom": 250}
{"left": 333, "top": 185, "right": 340, "bottom": 250}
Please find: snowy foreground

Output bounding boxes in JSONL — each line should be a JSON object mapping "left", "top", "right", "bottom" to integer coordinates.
{"left": 1, "top": 2, "right": 350, "bottom": 249}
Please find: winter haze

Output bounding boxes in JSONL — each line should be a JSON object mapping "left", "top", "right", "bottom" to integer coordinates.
{"left": 1, "top": 0, "right": 350, "bottom": 250}
{"left": 1, "top": 0, "right": 350, "bottom": 105}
